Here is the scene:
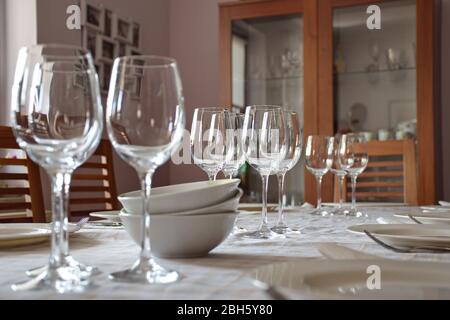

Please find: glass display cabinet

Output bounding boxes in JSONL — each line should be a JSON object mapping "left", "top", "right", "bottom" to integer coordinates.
{"left": 220, "top": 0, "right": 438, "bottom": 205}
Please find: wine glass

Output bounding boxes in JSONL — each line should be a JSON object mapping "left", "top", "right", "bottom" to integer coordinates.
{"left": 190, "top": 108, "right": 233, "bottom": 180}
{"left": 271, "top": 111, "right": 302, "bottom": 235}
{"left": 222, "top": 113, "right": 245, "bottom": 179}
{"left": 241, "top": 105, "right": 287, "bottom": 240}
{"left": 338, "top": 133, "right": 369, "bottom": 217}
{"left": 107, "top": 56, "right": 185, "bottom": 284}
{"left": 10, "top": 44, "right": 103, "bottom": 292}
{"left": 305, "top": 136, "right": 334, "bottom": 216}
{"left": 330, "top": 135, "right": 348, "bottom": 215}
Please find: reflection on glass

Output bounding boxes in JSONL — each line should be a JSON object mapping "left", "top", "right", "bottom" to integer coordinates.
{"left": 231, "top": 14, "right": 304, "bottom": 206}
{"left": 333, "top": 0, "right": 417, "bottom": 141}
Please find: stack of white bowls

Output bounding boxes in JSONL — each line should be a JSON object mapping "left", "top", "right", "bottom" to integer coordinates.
{"left": 118, "top": 179, "right": 242, "bottom": 258}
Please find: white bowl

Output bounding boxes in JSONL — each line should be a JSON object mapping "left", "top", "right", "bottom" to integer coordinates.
{"left": 125, "top": 188, "right": 243, "bottom": 216}
{"left": 118, "top": 179, "right": 240, "bottom": 214}
{"left": 119, "top": 211, "right": 238, "bottom": 258}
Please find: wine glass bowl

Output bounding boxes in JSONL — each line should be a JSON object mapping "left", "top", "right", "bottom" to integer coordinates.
{"left": 240, "top": 105, "right": 287, "bottom": 240}
{"left": 222, "top": 113, "right": 245, "bottom": 179}
{"left": 330, "top": 135, "right": 348, "bottom": 215}
{"left": 190, "top": 107, "right": 233, "bottom": 181}
{"left": 10, "top": 44, "right": 103, "bottom": 293}
{"left": 305, "top": 135, "right": 334, "bottom": 216}
{"left": 338, "top": 133, "right": 369, "bottom": 217}
{"left": 107, "top": 55, "right": 185, "bottom": 284}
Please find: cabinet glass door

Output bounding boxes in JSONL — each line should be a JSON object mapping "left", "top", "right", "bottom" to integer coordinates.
{"left": 231, "top": 14, "right": 304, "bottom": 205}
{"left": 333, "top": 0, "right": 417, "bottom": 140}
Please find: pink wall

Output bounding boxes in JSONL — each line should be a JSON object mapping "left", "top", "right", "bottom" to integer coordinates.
{"left": 35, "top": 0, "right": 171, "bottom": 211}
{"left": 168, "top": 0, "right": 223, "bottom": 184}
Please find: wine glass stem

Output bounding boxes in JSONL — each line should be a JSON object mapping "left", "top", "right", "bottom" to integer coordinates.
{"left": 338, "top": 175, "right": 345, "bottom": 209}
{"left": 139, "top": 170, "right": 154, "bottom": 260}
{"left": 315, "top": 175, "right": 323, "bottom": 210}
{"left": 208, "top": 172, "right": 217, "bottom": 181}
{"left": 228, "top": 174, "right": 234, "bottom": 180}
{"left": 260, "top": 174, "right": 270, "bottom": 230}
{"left": 351, "top": 175, "right": 357, "bottom": 211}
{"left": 276, "top": 172, "right": 286, "bottom": 226}
{"left": 49, "top": 171, "right": 72, "bottom": 268}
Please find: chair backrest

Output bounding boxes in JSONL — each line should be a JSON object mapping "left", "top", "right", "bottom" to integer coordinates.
{"left": 69, "top": 139, "right": 119, "bottom": 219}
{"left": 0, "top": 126, "right": 46, "bottom": 222}
{"left": 334, "top": 139, "right": 418, "bottom": 205}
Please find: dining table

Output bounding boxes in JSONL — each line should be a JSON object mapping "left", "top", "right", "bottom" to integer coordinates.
{"left": 0, "top": 205, "right": 448, "bottom": 300}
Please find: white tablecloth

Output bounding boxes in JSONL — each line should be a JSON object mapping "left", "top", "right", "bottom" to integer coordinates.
{"left": 1, "top": 206, "right": 449, "bottom": 300}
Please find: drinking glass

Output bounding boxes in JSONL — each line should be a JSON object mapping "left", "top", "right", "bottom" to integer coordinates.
{"left": 330, "top": 135, "right": 347, "bottom": 215}
{"left": 107, "top": 56, "right": 185, "bottom": 283}
{"left": 271, "top": 111, "right": 302, "bottom": 235}
{"left": 305, "top": 136, "right": 334, "bottom": 216}
{"left": 10, "top": 44, "right": 103, "bottom": 292}
{"left": 241, "top": 105, "right": 287, "bottom": 240}
{"left": 338, "top": 133, "right": 369, "bottom": 217}
{"left": 190, "top": 108, "right": 233, "bottom": 180}
{"left": 222, "top": 113, "right": 245, "bottom": 179}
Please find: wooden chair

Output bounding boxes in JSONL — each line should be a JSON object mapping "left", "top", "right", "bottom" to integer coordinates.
{"left": 334, "top": 139, "right": 418, "bottom": 205}
{"left": 69, "top": 140, "right": 119, "bottom": 219}
{"left": 0, "top": 126, "right": 46, "bottom": 223}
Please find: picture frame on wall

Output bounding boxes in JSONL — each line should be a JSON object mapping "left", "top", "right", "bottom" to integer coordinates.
{"left": 97, "top": 36, "right": 118, "bottom": 62}
{"left": 104, "top": 8, "right": 113, "bottom": 37}
{"left": 80, "top": 0, "right": 104, "bottom": 32}
{"left": 131, "top": 22, "right": 141, "bottom": 49}
{"left": 113, "top": 14, "right": 133, "bottom": 43}
{"left": 82, "top": 28, "right": 99, "bottom": 59}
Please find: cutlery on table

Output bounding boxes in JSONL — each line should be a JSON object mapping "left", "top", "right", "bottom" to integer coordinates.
{"left": 408, "top": 215, "right": 423, "bottom": 225}
{"left": 364, "top": 230, "right": 450, "bottom": 254}
{"left": 317, "top": 243, "right": 378, "bottom": 260}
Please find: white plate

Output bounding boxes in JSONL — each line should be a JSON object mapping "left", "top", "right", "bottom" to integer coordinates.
{"left": 119, "top": 179, "right": 240, "bottom": 214}
{"left": 250, "top": 259, "right": 450, "bottom": 299}
{"left": 395, "top": 211, "right": 450, "bottom": 225}
{"left": 348, "top": 224, "right": 450, "bottom": 249}
{"left": 323, "top": 202, "right": 405, "bottom": 208}
{"left": 124, "top": 189, "right": 242, "bottom": 216}
{"left": 0, "top": 224, "right": 51, "bottom": 249}
{"left": 89, "top": 210, "right": 122, "bottom": 222}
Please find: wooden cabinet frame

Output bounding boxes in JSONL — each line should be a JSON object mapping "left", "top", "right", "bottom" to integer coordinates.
{"left": 220, "top": 0, "right": 438, "bottom": 205}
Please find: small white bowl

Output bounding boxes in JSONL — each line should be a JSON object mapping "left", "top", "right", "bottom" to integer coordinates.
{"left": 119, "top": 211, "right": 238, "bottom": 258}
{"left": 125, "top": 188, "right": 243, "bottom": 216}
{"left": 118, "top": 179, "right": 240, "bottom": 214}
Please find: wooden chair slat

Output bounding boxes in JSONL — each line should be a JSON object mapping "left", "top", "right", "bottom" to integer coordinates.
{"left": 0, "top": 158, "right": 27, "bottom": 166}
{"left": 0, "top": 202, "right": 32, "bottom": 210}
{"left": 70, "top": 198, "right": 113, "bottom": 205}
{"left": 367, "top": 161, "right": 403, "bottom": 168}
{"left": 0, "top": 173, "right": 29, "bottom": 180}
{"left": 0, "top": 188, "right": 30, "bottom": 195}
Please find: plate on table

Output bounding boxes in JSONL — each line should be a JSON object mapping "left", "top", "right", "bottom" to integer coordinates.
{"left": 323, "top": 202, "right": 405, "bottom": 208}
{"left": 0, "top": 224, "right": 51, "bottom": 249}
{"left": 395, "top": 211, "right": 450, "bottom": 225}
{"left": 348, "top": 224, "right": 450, "bottom": 249}
{"left": 89, "top": 210, "right": 122, "bottom": 222}
{"left": 238, "top": 203, "right": 278, "bottom": 213}
{"left": 249, "top": 259, "right": 450, "bottom": 299}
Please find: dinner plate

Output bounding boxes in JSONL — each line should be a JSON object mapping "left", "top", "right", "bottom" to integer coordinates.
{"left": 249, "top": 259, "right": 450, "bottom": 299}
{"left": 348, "top": 224, "right": 450, "bottom": 249}
{"left": 323, "top": 202, "right": 405, "bottom": 208}
{"left": 0, "top": 224, "right": 51, "bottom": 249}
{"left": 89, "top": 210, "right": 122, "bottom": 222}
{"left": 395, "top": 211, "right": 450, "bottom": 225}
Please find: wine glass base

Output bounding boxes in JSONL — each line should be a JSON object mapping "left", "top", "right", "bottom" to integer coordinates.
{"left": 25, "top": 255, "right": 100, "bottom": 278}
{"left": 12, "top": 259, "right": 94, "bottom": 293}
{"left": 344, "top": 210, "right": 368, "bottom": 218}
{"left": 239, "top": 228, "right": 284, "bottom": 240}
{"left": 309, "top": 208, "right": 332, "bottom": 217}
{"left": 230, "top": 225, "right": 248, "bottom": 235}
{"left": 271, "top": 226, "right": 301, "bottom": 235}
{"left": 109, "top": 258, "right": 180, "bottom": 284}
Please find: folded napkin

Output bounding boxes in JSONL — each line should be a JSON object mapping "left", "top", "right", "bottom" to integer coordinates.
{"left": 317, "top": 243, "right": 379, "bottom": 260}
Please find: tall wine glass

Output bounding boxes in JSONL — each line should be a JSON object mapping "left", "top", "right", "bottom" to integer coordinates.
{"left": 338, "top": 133, "right": 369, "bottom": 217}
{"left": 330, "top": 135, "right": 348, "bottom": 215}
{"left": 190, "top": 108, "right": 233, "bottom": 180}
{"left": 10, "top": 44, "right": 103, "bottom": 292}
{"left": 107, "top": 56, "right": 185, "bottom": 283}
{"left": 241, "top": 105, "right": 287, "bottom": 240}
{"left": 222, "top": 113, "right": 245, "bottom": 179}
{"left": 272, "top": 111, "right": 302, "bottom": 235}
{"left": 305, "top": 136, "right": 334, "bottom": 216}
